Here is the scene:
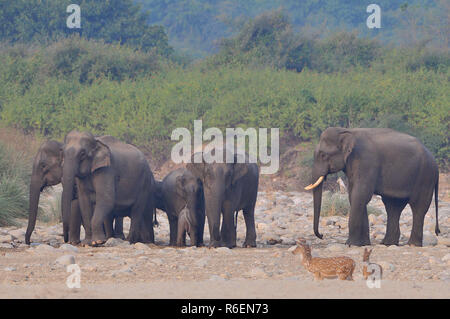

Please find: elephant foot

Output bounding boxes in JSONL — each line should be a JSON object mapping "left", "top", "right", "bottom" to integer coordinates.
{"left": 208, "top": 240, "right": 221, "bottom": 248}
{"left": 407, "top": 238, "right": 422, "bottom": 247}
{"left": 68, "top": 240, "right": 81, "bottom": 246}
{"left": 381, "top": 238, "right": 399, "bottom": 246}
{"left": 243, "top": 239, "right": 257, "bottom": 248}
{"left": 91, "top": 240, "right": 106, "bottom": 247}
{"left": 345, "top": 237, "right": 371, "bottom": 247}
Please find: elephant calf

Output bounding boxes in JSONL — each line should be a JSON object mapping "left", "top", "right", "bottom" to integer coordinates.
{"left": 158, "top": 168, "right": 205, "bottom": 247}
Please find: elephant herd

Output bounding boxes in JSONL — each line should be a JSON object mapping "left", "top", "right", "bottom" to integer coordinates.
{"left": 25, "top": 127, "right": 440, "bottom": 248}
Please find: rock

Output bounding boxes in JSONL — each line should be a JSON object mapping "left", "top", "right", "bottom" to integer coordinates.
{"left": 280, "top": 237, "right": 296, "bottom": 245}
{"left": 59, "top": 244, "right": 79, "bottom": 253}
{"left": 379, "top": 261, "right": 395, "bottom": 272}
{"left": 55, "top": 255, "right": 76, "bottom": 266}
{"left": 327, "top": 244, "right": 345, "bottom": 252}
{"left": 134, "top": 242, "right": 150, "bottom": 250}
{"left": 428, "top": 257, "right": 441, "bottom": 265}
{"left": 150, "top": 258, "right": 164, "bottom": 266}
{"left": 215, "top": 247, "right": 232, "bottom": 254}
{"left": 104, "top": 238, "right": 130, "bottom": 247}
{"left": 262, "top": 233, "right": 282, "bottom": 245}
{"left": 9, "top": 229, "right": 25, "bottom": 240}
{"left": 0, "top": 243, "right": 13, "bottom": 249}
{"left": 423, "top": 234, "right": 438, "bottom": 246}
{"left": 195, "top": 257, "right": 210, "bottom": 268}
{"left": 244, "top": 267, "right": 270, "bottom": 279}
{"left": 437, "top": 237, "right": 450, "bottom": 247}
{"left": 368, "top": 214, "right": 377, "bottom": 225}
{"left": 138, "top": 256, "right": 149, "bottom": 261}
{"left": 4, "top": 267, "right": 16, "bottom": 271}
{"left": 34, "top": 244, "right": 56, "bottom": 252}
{"left": 0, "top": 234, "right": 13, "bottom": 243}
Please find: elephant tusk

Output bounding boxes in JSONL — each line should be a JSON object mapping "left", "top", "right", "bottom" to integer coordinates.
{"left": 304, "top": 176, "right": 324, "bottom": 190}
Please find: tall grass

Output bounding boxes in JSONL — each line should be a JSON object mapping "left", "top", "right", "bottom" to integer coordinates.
{"left": 0, "top": 141, "right": 30, "bottom": 226}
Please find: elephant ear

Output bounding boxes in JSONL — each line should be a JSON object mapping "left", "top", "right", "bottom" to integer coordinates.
{"left": 186, "top": 154, "right": 205, "bottom": 180}
{"left": 91, "top": 140, "right": 111, "bottom": 173}
{"left": 339, "top": 131, "right": 355, "bottom": 163}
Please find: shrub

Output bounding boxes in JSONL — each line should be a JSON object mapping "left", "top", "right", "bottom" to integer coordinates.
{"left": 321, "top": 191, "right": 382, "bottom": 217}
{"left": 0, "top": 141, "right": 30, "bottom": 226}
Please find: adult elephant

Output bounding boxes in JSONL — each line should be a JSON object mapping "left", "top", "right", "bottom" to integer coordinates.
{"left": 187, "top": 150, "right": 259, "bottom": 248}
{"left": 305, "top": 127, "right": 440, "bottom": 247}
{"left": 159, "top": 168, "right": 205, "bottom": 247}
{"left": 61, "top": 131, "right": 155, "bottom": 246}
{"left": 25, "top": 140, "right": 124, "bottom": 245}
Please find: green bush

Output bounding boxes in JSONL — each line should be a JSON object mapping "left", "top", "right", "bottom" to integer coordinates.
{"left": 0, "top": 142, "right": 30, "bottom": 226}
{"left": 321, "top": 191, "right": 382, "bottom": 217}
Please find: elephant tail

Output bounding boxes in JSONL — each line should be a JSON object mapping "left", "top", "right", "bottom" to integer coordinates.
{"left": 153, "top": 207, "right": 159, "bottom": 227}
{"left": 434, "top": 177, "right": 440, "bottom": 236}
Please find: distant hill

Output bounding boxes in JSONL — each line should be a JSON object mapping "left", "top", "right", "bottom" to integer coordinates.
{"left": 136, "top": 0, "right": 448, "bottom": 57}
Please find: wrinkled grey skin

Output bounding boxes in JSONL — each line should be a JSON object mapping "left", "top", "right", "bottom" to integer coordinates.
{"left": 61, "top": 131, "right": 156, "bottom": 246}
{"left": 159, "top": 168, "right": 205, "bottom": 247}
{"left": 25, "top": 140, "right": 124, "bottom": 245}
{"left": 187, "top": 150, "right": 259, "bottom": 248}
{"left": 177, "top": 207, "right": 192, "bottom": 246}
{"left": 309, "top": 127, "right": 440, "bottom": 247}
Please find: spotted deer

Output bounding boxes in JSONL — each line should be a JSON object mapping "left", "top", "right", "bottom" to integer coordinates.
{"left": 293, "top": 239, "right": 355, "bottom": 281}
{"left": 362, "top": 248, "right": 383, "bottom": 280}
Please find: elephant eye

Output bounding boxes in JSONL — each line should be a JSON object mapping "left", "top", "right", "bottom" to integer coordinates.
{"left": 79, "top": 150, "right": 86, "bottom": 160}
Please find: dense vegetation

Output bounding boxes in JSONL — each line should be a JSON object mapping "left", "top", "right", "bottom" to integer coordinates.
{"left": 0, "top": 141, "right": 30, "bottom": 226}
{"left": 0, "top": 0, "right": 173, "bottom": 56}
{"left": 137, "top": 0, "right": 449, "bottom": 56}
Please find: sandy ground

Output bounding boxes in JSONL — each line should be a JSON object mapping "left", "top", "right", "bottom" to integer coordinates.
{"left": 1, "top": 191, "right": 449, "bottom": 299}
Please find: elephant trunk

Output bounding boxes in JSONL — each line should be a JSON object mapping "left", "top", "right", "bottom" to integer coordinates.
{"left": 61, "top": 159, "right": 77, "bottom": 243}
{"left": 25, "top": 175, "right": 44, "bottom": 245}
{"left": 313, "top": 181, "right": 324, "bottom": 239}
{"left": 204, "top": 189, "right": 222, "bottom": 245}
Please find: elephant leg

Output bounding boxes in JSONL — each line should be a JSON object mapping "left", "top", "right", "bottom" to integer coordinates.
{"left": 76, "top": 183, "right": 94, "bottom": 245}
{"left": 176, "top": 216, "right": 187, "bottom": 247}
{"left": 128, "top": 197, "right": 154, "bottom": 244}
{"left": 243, "top": 205, "right": 257, "bottom": 248}
{"left": 196, "top": 207, "right": 205, "bottom": 247}
{"left": 346, "top": 186, "right": 372, "bottom": 246}
{"left": 104, "top": 215, "right": 115, "bottom": 239}
{"left": 381, "top": 197, "right": 408, "bottom": 246}
{"left": 114, "top": 217, "right": 125, "bottom": 239}
{"left": 91, "top": 203, "right": 114, "bottom": 246}
{"left": 220, "top": 202, "right": 235, "bottom": 248}
{"left": 167, "top": 213, "right": 178, "bottom": 246}
{"left": 408, "top": 192, "right": 433, "bottom": 247}
{"left": 68, "top": 199, "right": 82, "bottom": 245}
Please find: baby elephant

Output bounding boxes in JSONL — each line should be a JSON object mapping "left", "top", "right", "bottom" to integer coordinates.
{"left": 159, "top": 168, "right": 205, "bottom": 247}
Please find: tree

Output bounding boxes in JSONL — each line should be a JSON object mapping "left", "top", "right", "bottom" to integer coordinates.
{"left": 0, "top": 0, "right": 172, "bottom": 56}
